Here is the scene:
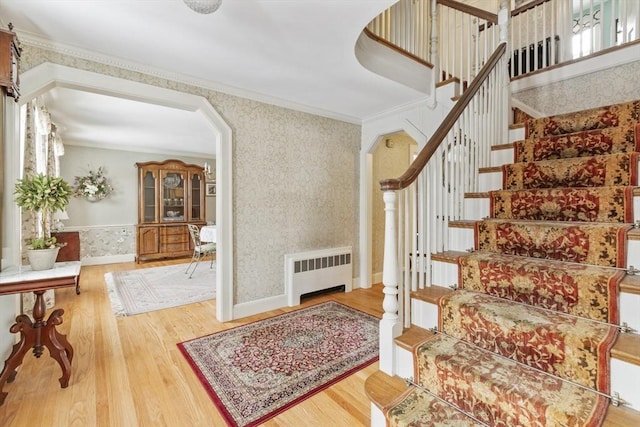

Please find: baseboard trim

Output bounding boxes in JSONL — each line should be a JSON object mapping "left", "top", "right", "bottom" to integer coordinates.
{"left": 81, "top": 254, "right": 136, "bottom": 266}
{"left": 232, "top": 295, "right": 289, "bottom": 320}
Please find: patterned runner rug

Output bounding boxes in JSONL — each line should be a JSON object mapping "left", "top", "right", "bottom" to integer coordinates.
{"left": 178, "top": 301, "right": 379, "bottom": 427}
{"left": 489, "top": 186, "right": 634, "bottom": 222}
{"left": 438, "top": 290, "right": 618, "bottom": 391}
{"left": 475, "top": 219, "right": 631, "bottom": 267}
{"left": 105, "top": 262, "right": 216, "bottom": 316}
{"left": 413, "top": 334, "right": 609, "bottom": 426}
{"left": 515, "top": 124, "right": 640, "bottom": 163}
{"left": 458, "top": 252, "right": 623, "bottom": 323}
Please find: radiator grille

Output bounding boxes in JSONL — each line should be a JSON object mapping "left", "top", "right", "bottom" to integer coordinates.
{"left": 285, "top": 247, "right": 352, "bottom": 306}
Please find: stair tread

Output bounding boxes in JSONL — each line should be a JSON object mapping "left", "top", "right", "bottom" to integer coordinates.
{"left": 603, "top": 404, "right": 640, "bottom": 426}
{"left": 448, "top": 219, "right": 475, "bottom": 228}
{"left": 621, "top": 275, "right": 640, "bottom": 294}
{"left": 479, "top": 165, "right": 502, "bottom": 173}
{"left": 491, "top": 142, "right": 515, "bottom": 151}
{"left": 431, "top": 250, "right": 467, "bottom": 263}
{"left": 411, "top": 285, "right": 453, "bottom": 304}
{"left": 612, "top": 333, "right": 640, "bottom": 366}
{"left": 395, "top": 326, "right": 435, "bottom": 352}
{"left": 364, "top": 370, "right": 407, "bottom": 410}
{"left": 464, "top": 191, "right": 490, "bottom": 198}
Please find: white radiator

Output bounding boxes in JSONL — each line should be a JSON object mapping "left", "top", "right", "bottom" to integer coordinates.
{"left": 284, "top": 246, "right": 352, "bottom": 306}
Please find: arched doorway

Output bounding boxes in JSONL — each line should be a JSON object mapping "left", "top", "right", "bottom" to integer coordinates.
{"left": 15, "top": 63, "right": 234, "bottom": 321}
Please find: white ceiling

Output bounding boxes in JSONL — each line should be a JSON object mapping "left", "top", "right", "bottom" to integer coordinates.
{"left": 0, "top": 0, "right": 497, "bottom": 157}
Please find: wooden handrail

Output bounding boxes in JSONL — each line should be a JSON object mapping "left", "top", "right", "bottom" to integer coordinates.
{"left": 362, "top": 28, "right": 434, "bottom": 69}
{"left": 437, "top": 0, "right": 498, "bottom": 24}
{"left": 380, "top": 42, "right": 507, "bottom": 191}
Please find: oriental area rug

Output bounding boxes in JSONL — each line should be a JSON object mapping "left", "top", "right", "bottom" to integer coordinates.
{"left": 178, "top": 301, "right": 379, "bottom": 427}
{"left": 104, "top": 262, "right": 216, "bottom": 316}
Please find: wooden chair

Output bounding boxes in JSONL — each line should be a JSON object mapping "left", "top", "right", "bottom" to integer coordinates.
{"left": 185, "top": 224, "right": 216, "bottom": 279}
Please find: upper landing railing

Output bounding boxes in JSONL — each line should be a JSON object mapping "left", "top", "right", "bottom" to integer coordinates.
{"left": 366, "top": 0, "right": 640, "bottom": 87}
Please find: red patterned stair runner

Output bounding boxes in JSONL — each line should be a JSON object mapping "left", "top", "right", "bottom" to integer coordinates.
{"left": 411, "top": 334, "right": 610, "bottom": 427}
{"left": 475, "top": 219, "right": 631, "bottom": 268}
{"left": 385, "top": 100, "right": 638, "bottom": 426}
{"left": 514, "top": 123, "right": 640, "bottom": 163}
{"left": 489, "top": 186, "right": 635, "bottom": 222}
{"left": 438, "top": 289, "right": 618, "bottom": 391}
{"left": 458, "top": 252, "right": 623, "bottom": 323}
{"left": 502, "top": 152, "right": 638, "bottom": 190}
{"left": 525, "top": 100, "right": 640, "bottom": 139}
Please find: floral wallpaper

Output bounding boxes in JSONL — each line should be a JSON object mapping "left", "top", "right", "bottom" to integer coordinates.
{"left": 513, "top": 60, "right": 640, "bottom": 116}
{"left": 76, "top": 226, "right": 136, "bottom": 259}
{"left": 20, "top": 44, "right": 361, "bottom": 305}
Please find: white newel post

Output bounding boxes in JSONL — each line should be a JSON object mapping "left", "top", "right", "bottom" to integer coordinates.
{"left": 380, "top": 190, "right": 403, "bottom": 374}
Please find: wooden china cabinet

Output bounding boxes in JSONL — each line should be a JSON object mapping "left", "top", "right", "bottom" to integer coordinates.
{"left": 135, "top": 159, "right": 206, "bottom": 262}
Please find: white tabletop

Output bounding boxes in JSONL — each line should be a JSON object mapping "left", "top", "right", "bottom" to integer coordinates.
{"left": 200, "top": 225, "right": 217, "bottom": 243}
{"left": 0, "top": 261, "right": 82, "bottom": 285}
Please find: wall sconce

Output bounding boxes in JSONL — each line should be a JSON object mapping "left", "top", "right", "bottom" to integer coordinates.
{"left": 385, "top": 138, "right": 394, "bottom": 148}
{"left": 203, "top": 162, "right": 215, "bottom": 181}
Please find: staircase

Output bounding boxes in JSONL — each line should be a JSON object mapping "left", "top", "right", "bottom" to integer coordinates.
{"left": 366, "top": 101, "right": 640, "bottom": 425}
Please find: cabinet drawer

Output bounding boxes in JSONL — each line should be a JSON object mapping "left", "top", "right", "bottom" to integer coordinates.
{"left": 161, "top": 234, "right": 188, "bottom": 244}
{"left": 161, "top": 225, "right": 186, "bottom": 236}
{"left": 161, "top": 242, "right": 189, "bottom": 253}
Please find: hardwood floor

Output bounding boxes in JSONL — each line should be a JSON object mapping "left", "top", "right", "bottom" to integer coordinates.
{"left": 0, "top": 259, "right": 384, "bottom": 426}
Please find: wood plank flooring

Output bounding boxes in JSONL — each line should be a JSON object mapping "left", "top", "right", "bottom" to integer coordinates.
{"left": 0, "top": 259, "right": 384, "bottom": 426}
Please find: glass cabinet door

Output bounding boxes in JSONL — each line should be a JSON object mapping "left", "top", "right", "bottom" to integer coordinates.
{"left": 189, "top": 172, "right": 204, "bottom": 221}
{"left": 161, "top": 170, "right": 186, "bottom": 222}
{"left": 141, "top": 170, "right": 157, "bottom": 223}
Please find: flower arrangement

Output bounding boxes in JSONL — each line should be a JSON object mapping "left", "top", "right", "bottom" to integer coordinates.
{"left": 72, "top": 166, "right": 114, "bottom": 202}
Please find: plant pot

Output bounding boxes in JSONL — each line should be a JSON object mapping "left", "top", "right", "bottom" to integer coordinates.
{"left": 26, "top": 246, "right": 61, "bottom": 271}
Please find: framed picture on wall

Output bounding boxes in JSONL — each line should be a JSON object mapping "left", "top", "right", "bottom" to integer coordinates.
{"left": 206, "top": 182, "right": 216, "bottom": 197}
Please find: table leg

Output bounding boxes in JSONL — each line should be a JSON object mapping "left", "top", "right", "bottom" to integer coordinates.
{"left": 0, "top": 315, "right": 36, "bottom": 405}
{"left": 0, "top": 291, "right": 74, "bottom": 405}
{"left": 42, "top": 309, "right": 73, "bottom": 388}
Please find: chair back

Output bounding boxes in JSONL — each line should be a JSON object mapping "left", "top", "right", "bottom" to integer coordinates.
{"left": 187, "top": 224, "right": 201, "bottom": 246}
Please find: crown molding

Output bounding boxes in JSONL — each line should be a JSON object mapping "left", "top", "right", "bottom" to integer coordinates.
{"left": 18, "top": 32, "right": 362, "bottom": 125}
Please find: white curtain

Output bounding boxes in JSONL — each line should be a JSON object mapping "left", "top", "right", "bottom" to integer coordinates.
{"left": 21, "top": 100, "right": 63, "bottom": 314}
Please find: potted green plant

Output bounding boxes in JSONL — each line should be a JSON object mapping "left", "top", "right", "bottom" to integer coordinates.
{"left": 14, "top": 173, "right": 72, "bottom": 270}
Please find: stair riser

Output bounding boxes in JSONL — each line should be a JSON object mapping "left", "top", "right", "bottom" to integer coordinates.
{"left": 478, "top": 170, "right": 502, "bottom": 192}
{"left": 409, "top": 296, "right": 640, "bottom": 410}
{"left": 491, "top": 147, "right": 513, "bottom": 167}
{"left": 395, "top": 342, "right": 416, "bottom": 380}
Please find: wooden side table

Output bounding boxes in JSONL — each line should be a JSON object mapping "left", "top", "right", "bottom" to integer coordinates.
{"left": 0, "top": 261, "right": 81, "bottom": 405}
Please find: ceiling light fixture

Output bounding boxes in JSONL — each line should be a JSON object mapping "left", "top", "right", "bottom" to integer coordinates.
{"left": 183, "top": 0, "right": 222, "bottom": 14}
